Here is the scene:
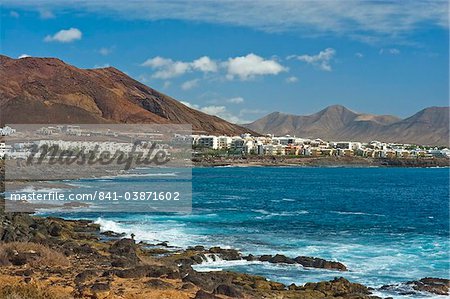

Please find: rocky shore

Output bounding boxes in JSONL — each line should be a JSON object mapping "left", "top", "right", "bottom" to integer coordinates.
{"left": 0, "top": 202, "right": 448, "bottom": 299}
{"left": 193, "top": 155, "right": 450, "bottom": 168}
{"left": 0, "top": 161, "right": 449, "bottom": 298}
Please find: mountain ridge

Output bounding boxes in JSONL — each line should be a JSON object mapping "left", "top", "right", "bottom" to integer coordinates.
{"left": 0, "top": 55, "right": 252, "bottom": 135}
{"left": 244, "top": 105, "right": 449, "bottom": 146}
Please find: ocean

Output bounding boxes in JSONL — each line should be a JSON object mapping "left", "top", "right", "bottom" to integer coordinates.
{"left": 45, "top": 167, "right": 449, "bottom": 298}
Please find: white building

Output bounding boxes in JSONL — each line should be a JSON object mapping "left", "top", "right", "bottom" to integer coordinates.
{"left": 218, "top": 136, "right": 232, "bottom": 149}
{"left": 197, "top": 136, "right": 219, "bottom": 149}
{"left": 0, "top": 126, "right": 16, "bottom": 136}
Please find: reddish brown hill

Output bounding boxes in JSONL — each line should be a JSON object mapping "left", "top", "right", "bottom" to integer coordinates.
{"left": 0, "top": 55, "right": 251, "bottom": 135}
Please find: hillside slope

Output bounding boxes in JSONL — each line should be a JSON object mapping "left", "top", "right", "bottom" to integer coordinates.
{"left": 0, "top": 55, "right": 251, "bottom": 135}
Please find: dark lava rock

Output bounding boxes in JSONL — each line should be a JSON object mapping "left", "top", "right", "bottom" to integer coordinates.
{"left": 214, "top": 284, "right": 243, "bottom": 298}
{"left": 268, "top": 254, "right": 296, "bottom": 264}
{"left": 114, "top": 265, "right": 179, "bottom": 279}
{"left": 181, "top": 282, "right": 196, "bottom": 290}
{"left": 208, "top": 247, "right": 241, "bottom": 260}
{"left": 182, "top": 270, "right": 230, "bottom": 292}
{"left": 100, "top": 230, "right": 126, "bottom": 238}
{"left": 187, "top": 245, "right": 205, "bottom": 251}
{"left": 73, "top": 243, "right": 97, "bottom": 255}
{"left": 49, "top": 223, "right": 63, "bottom": 237}
{"left": 9, "top": 253, "right": 29, "bottom": 266}
{"left": 13, "top": 269, "right": 34, "bottom": 277}
{"left": 90, "top": 282, "right": 110, "bottom": 293}
{"left": 111, "top": 257, "right": 138, "bottom": 268}
{"left": 301, "top": 277, "right": 371, "bottom": 296}
{"left": 259, "top": 255, "right": 272, "bottom": 262}
{"left": 109, "top": 238, "right": 137, "bottom": 257}
{"left": 294, "top": 256, "right": 348, "bottom": 271}
{"left": 243, "top": 254, "right": 256, "bottom": 261}
{"left": 410, "top": 277, "right": 449, "bottom": 295}
{"left": 146, "top": 279, "right": 174, "bottom": 289}
{"left": 194, "top": 290, "right": 220, "bottom": 299}
{"left": 75, "top": 270, "right": 98, "bottom": 284}
{"left": 190, "top": 254, "right": 205, "bottom": 264}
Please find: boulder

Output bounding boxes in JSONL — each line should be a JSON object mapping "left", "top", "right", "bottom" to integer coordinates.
{"left": 300, "top": 277, "right": 370, "bottom": 297}
{"left": 146, "top": 279, "right": 174, "bottom": 289}
{"left": 258, "top": 255, "right": 272, "bottom": 262}
{"left": 100, "top": 230, "right": 126, "bottom": 238}
{"left": 410, "top": 277, "right": 449, "bottom": 295}
{"left": 243, "top": 254, "right": 256, "bottom": 261}
{"left": 75, "top": 270, "right": 98, "bottom": 284}
{"left": 114, "top": 265, "right": 179, "bottom": 279}
{"left": 208, "top": 247, "right": 241, "bottom": 260}
{"left": 214, "top": 284, "right": 243, "bottom": 298}
{"left": 194, "top": 290, "right": 220, "bottom": 299}
{"left": 294, "top": 256, "right": 347, "bottom": 271}
{"left": 268, "top": 254, "right": 296, "bottom": 264}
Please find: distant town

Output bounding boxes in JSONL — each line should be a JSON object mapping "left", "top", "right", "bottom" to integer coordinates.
{"left": 1, "top": 126, "right": 449, "bottom": 161}
{"left": 186, "top": 133, "right": 450, "bottom": 160}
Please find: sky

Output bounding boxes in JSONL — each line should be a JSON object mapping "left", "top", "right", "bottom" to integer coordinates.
{"left": 1, "top": 0, "right": 449, "bottom": 124}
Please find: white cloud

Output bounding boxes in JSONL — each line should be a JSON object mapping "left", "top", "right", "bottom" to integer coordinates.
{"left": 181, "top": 79, "right": 199, "bottom": 90}
{"left": 355, "top": 52, "right": 364, "bottom": 58}
{"left": 226, "top": 97, "right": 244, "bottom": 104}
{"left": 99, "top": 47, "right": 113, "bottom": 56}
{"left": 142, "top": 54, "right": 285, "bottom": 80}
{"left": 289, "top": 48, "right": 336, "bottom": 71}
{"left": 142, "top": 56, "right": 216, "bottom": 79}
{"left": 7, "top": 1, "right": 447, "bottom": 43}
{"left": 225, "top": 53, "right": 287, "bottom": 80}
{"left": 18, "top": 54, "right": 31, "bottom": 58}
{"left": 191, "top": 56, "right": 218, "bottom": 72}
{"left": 163, "top": 81, "right": 171, "bottom": 89}
{"left": 286, "top": 76, "right": 298, "bottom": 83}
{"left": 142, "top": 56, "right": 191, "bottom": 79}
{"left": 379, "top": 48, "right": 401, "bottom": 55}
{"left": 181, "top": 101, "right": 250, "bottom": 124}
{"left": 44, "top": 28, "right": 82, "bottom": 43}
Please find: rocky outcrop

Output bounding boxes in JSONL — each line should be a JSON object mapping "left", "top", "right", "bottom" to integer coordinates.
{"left": 381, "top": 277, "right": 450, "bottom": 296}
{"left": 255, "top": 254, "right": 348, "bottom": 271}
{"left": 294, "top": 256, "right": 348, "bottom": 271}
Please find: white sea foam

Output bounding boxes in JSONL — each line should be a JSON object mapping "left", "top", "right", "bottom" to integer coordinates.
{"left": 100, "top": 172, "right": 178, "bottom": 179}
{"left": 16, "top": 186, "right": 66, "bottom": 193}
{"left": 332, "top": 211, "right": 385, "bottom": 217}
{"left": 282, "top": 198, "right": 296, "bottom": 202}
{"left": 94, "top": 217, "right": 204, "bottom": 248}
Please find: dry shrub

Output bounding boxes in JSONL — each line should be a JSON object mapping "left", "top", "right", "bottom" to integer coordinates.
{"left": 0, "top": 283, "right": 59, "bottom": 299}
{"left": 0, "top": 242, "right": 70, "bottom": 267}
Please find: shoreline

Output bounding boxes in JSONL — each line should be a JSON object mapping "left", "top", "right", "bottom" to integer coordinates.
{"left": 0, "top": 160, "right": 449, "bottom": 298}
{"left": 0, "top": 208, "right": 448, "bottom": 298}
{"left": 193, "top": 156, "right": 450, "bottom": 168}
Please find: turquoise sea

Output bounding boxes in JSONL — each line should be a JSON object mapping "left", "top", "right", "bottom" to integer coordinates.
{"left": 46, "top": 167, "right": 449, "bottom": 298}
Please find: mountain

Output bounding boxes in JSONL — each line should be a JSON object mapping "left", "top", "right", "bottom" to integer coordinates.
{"left": 0, "top": 55, "right": 250, "bottom": 135}
{"left": 244, "top": 105, "right": 449, "bottom": 146}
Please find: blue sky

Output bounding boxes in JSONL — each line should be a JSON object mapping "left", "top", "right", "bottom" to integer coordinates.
{"left": 1, "top": 0, "right": 448, "bottom": 123}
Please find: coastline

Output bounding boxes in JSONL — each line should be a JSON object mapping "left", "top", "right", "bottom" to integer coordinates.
{"left": 193, "top": 155, "right": 450, "bottom": 168}
{"left": 1, "top": 161, "right": 449, "bottom": 298}
{"left": 0, "top": 208, "right": 448, "bottom": 298}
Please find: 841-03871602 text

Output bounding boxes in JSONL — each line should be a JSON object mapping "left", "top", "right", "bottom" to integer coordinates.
{"left": 9, "top": 191, "right": 182, "bottom": 201}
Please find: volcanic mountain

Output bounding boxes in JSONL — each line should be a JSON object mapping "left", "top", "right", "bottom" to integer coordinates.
{"left": 244, "top": 105, "right": 449, "bottom": 146}
{"left": 0, "top": 55, "right": 250, "bottom": 135}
